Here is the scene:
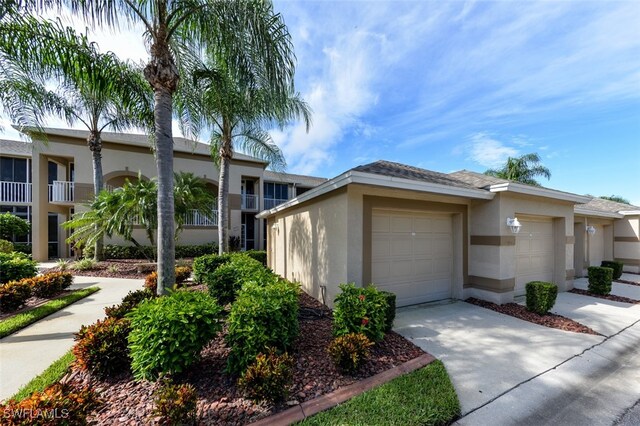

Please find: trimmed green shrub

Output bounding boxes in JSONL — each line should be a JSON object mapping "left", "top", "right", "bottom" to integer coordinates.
{"left": 333, "top": 283, "right": 388, "bottom": 342}
{"left": 74, "top": 317, "right": 131, "bottom": 379}
{"left": 238, "top": 348, "right": 294, "bottom": 403}
{"left": 226, "top": 279, "right": 300, "bottom": 375}
{"left": 71, "top": 258, "right": 97, "bottom": 271}
{"left": 601, "top": 260, "right": 623, "bottom": 280}
{"left": 0, "top": 212, "right": 30, "bottom": 241}
{"left": 153, "top": 379, "right": 198, "bottom": 426}
{"left": 27, "top": 272, "right": 73, "bottom": 298}
{"left": 192, "top": 253, "right": 233, "bottom": 283}
{"left": 128, "top": 291, "right": 223, "bottom": 380}
{"left": 87, "top": 243, "right": 218, "bottom": 260}
{"left": 0, "top": 280, "right": 32, "bottom": 312}
{"left": 144, "top": 266, "right": 192, "bottom": 293}
{"left": 525, "top": 281, "right": 558, "bottom": 315}
{"left": 105, "top": 289, "right": 155, "bottom": 319}
{"left": 12, "top": 243, "right": 31, "bottom": 255}
{"left": 380, "top": 291, "right": 396, "bottom": 332}
{"left": 327, "top": 333, "right": 373, "bottom": 374}
{"left": 588, "top": 266, "right": 613, "bottom": 295}
{"left": 244, "top": 250, "right": 267, "bottom": 266}
{"left": 205, "top": 255, "right": 273, "bottom": 305}
{"left": 0, "top": 239, "right": 13, "bottom": 253}
{"left": 0, "top": 252, "right": 37, "bottom": 284}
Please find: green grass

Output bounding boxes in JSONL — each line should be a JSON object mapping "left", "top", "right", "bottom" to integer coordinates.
{"left": 10, "top": 350, "right": 75, "bottom": 401}
{"left": 299, "top": 360, "right": 460, "bottom": 426}
{"left": 0, "top": 286, "right": 100, "bottom": 338}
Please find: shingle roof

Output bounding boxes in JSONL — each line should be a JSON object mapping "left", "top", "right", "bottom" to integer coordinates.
{"left": 447, "top": 170, "right": 508, "bottom": 188}
{"left": 263, "top": 170, "right": 327, "bottom": 187}
{"left": 577, "top": 197, "right": 640, "bottom": 214}
{"left": 352, "top": 160, "right": 478, "bottom": 190}
{"left": 0, "top": 139, "right": 32, "bottom": 155}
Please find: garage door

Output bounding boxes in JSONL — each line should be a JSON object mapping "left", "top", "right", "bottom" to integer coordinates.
{"left": 371, "top": 209, "right": 453, "bottom": 307}
{"left": 515, "top": 217, "right": 554, "bottom": 296}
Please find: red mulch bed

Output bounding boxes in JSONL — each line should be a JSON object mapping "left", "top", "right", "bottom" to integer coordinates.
{"left": 46, "top": 259, "right": 175, "bottom": 280}
{"left": 569, "top": 288, "right": 640, "bottom": 304}
{"left": 616, "top": 279, "right": 640, "bottom": 287}
{"left": 466, "top": 297, "right": 600, "bottom": 335}
{"left": 64, "top": 292, "right": 424, "bottom": 425}
{"left": 0, "top": 290, "right": 74, "bottom": 320}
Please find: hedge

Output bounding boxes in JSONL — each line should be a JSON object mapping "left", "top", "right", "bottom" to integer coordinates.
{"left": 525, "top": 281, "right": 558, "bottom": 315}
{"left": 588, "top": 266, "right": 613, "bottom": 295}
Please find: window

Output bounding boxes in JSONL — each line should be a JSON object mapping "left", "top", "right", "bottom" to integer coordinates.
{"left": 0, "top": 206, "right": 31, "bottom": 243}
{"left": 48, "top": 161, "right": 57, "bottom": 184}
{"left": 0, "top": 157, "right": 29, "bottom": 182}
{"left": 263, "top": 182, "right": 288, "bottom": 200}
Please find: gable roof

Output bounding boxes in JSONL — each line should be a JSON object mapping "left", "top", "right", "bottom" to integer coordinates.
{"left": 354, "top": 161, "right": 479, "bottom": 190}
{"left": 263, "top": 170, "right": 327, "bottom": 187}
{"left": 0, "top": 139, "right": 32, "bottom": 156}
{"left": 575, "top": 197, "right": 640, "bottom": 218}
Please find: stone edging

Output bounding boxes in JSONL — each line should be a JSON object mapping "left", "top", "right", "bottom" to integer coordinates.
{"left": 249, "top": 353, "right": 436, "bottom": 426}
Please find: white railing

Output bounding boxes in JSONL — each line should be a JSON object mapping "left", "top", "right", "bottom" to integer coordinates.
{"left": 264, "top": 197, "right": 289, "bottom": 210}
{"left": 241, "top": 194, "right": 258, "bottom": 210}
{"left": 48, "top": 181, "right": 74, "bottom": 203}
{"left": 182, "top": 209, "right": 218, "bottom": 227}
{"left": 0, "top": 181, "right": 32, "bottom": 203}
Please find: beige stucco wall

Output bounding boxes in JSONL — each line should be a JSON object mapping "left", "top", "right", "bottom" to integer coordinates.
{"left": 573, "top": 215, "right": 615, "bottom": 276}
{"left": 615, "top": 215, "right": 640, "bottom": 273}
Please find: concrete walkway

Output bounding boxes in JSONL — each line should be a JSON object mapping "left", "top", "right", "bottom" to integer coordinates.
{"left": 0, "top": 276, "right": 143, "bottom": 401}
{"left": 620, "top": 273, "right": 640, "bottom": 284}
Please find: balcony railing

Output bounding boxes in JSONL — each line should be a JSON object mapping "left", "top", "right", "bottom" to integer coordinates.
{"left": 182, "top": 209, "right": 218, "bottom": 227}
{"left": 0, "top": 181, "right": 32, "bottom": 203}
{"left": 48, "top": 181, "right": 74, "bottom": 203}
{"left": 263, "top": 197, "right": 289, "bottom": 210}
{"left": 241, "top": 194, "right": 258, "bottom": 210}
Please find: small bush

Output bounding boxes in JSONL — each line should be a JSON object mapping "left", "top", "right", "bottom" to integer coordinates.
{"left": 153, "top": 379, "right": 198, "bottom": 426}
{"left": 144, "top": 266, "right": 192, "bottom": 293}
{"left": 192, "top": 253, "right": 233, "bottom": 283}
{"left": 128, "top": 291, "right": 223, "bottom": 380}
{"left": 56, "top": 258, "right": 70, "bottom": 271}
{"left": 226, "top": 279, "right": 300, "bottom": 375}
{"left": 327, "top": 333, "right": 373, "bottom": 373}
{"left": 205, "top": 255, "right": 272, "bottom": 305}
{"left": 0, "top": 280, "right": 32, "bottom": 312}
{"left": 0, "top": 382, "right": 100, "bottom": 426}
{"left": 71, "top": 257, "right": 97, "bottom": 271}
{"left": 0, "top": 212, "right": 30, "bottom": 241}
{"left": 238, "top": 348, "right": 294, "bottom": 403}
{"left": 105, "top": 289, "right": 155, "bottom": 319}
{"left": 0, "top": 239, "right": 13, "bottom": 253}
{"left": 380, "top": 291, "right": 396, "bottom": 332}
{"left": 588, "top": 266, "right": 613, "bottom": 295}
{"left": 74, "top": 317, "right": 131, "bottom": 379}
{"left": 244, "top": 250, "right": 267, "bottom": 266}
{"left": 12, "top": 243, "right": 31, "bottom": 255}
{"left": 525, "top": 281, "right": 558, "bottom": 315}
{"left": 0, "top": 251, "right": 37, "bottom": 284}
{"left": 601, "top": 260, "right": 623, "bottom": 280}
{"left": 27, "top": 272, "right": 73, "bottom": 298}
{"left": 87, "top": 243, "right": 218, "bottom": 260}
{"left": 333, "top": 283, "right": 388, "bottom": 343}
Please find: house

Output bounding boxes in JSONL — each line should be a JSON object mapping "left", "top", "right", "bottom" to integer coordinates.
{"left": 257, "top": 160, "right": 640, "bottom": 307}
{"left": 0, "top": 128, "right": 326, "bottom": 260}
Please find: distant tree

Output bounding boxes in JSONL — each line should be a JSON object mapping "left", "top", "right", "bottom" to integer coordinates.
{"left": 0, "top": 212, "right": 30, "bottom": 241}
{"left": 484, "top": 153, "right": 551, "bottom": 187}
{"left": 599, "top": 195, "right": 630, "bottom": 204}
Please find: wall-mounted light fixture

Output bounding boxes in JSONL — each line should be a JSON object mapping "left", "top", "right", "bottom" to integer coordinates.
{"left": 506, "top": 217, "right": 522, "bottom": 234}
{"left": 586, "top": 225, "right": 596, "bottom": 236}
{"left": 271, "top": 223, "right": 279, "bottom": 231}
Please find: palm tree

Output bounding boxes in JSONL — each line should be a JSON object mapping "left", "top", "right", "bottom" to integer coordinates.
{"left": 15, "top": 0, "right": 297, "bottom": 294}
{"left": 484, "top": 153, "right": 551, "bottom": 187}
{"left": 0, "top": 14, "right": 152, "bottom": 261}
{"left": 599, "top": 195, "right": 630, "bottom": 204}
{"left": 178, "top": 61, "right": 310, "bottom": 253}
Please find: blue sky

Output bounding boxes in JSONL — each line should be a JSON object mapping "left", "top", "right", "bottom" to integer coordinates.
{"left": 2, "top": 1, "right": 639, "bottom": 204}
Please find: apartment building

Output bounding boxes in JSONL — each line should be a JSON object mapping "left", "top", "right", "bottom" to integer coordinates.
{"left": 0, "top": 128, "right": 326, "bottom": 260}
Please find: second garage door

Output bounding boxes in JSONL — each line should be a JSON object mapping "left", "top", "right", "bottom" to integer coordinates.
{"left": 515, "top": 217, "right": 554, "bottom": 296}
{"left": 371, "top": 209, "right": 453, "bottom": 307}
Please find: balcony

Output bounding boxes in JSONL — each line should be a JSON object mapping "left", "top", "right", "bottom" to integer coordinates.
{"left": 241, "top": 194, "right": 258, "bottom": 210}
{"left": 264, "top": 197, "right": 289, "bottom": 210}
{"left": 0, "top": 181, "right": 32, "bottom": 203}
{"left": 182, "top": 208, "right": 218, "bottom": 227}
{"left": 48, "top": 181, "right": 74, "bottom": 203}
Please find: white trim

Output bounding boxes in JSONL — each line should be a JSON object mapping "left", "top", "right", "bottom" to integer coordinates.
{"left": 574, "top": 207, "right": 623, "bottom": 219}
{"left": 620, "top": 210, "right": 640, "bottom": 216}
{"left": 489, "top": 182, "right": 591, "bottom": 203}
{"left": 257, "top": 170, "right": 494, "bottom": 219}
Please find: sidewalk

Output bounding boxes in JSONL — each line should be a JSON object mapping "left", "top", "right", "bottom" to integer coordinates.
{"left": 0, "top": 276, "right": 143, "bottom": 401}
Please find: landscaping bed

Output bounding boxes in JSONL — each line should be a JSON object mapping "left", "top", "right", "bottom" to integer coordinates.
{"left": 466, "top": 297, "right": 600, "bottom": 335}
{"left": 569, "top": 288, "right": 640, "bottom": 304}
{"left": 63, "top": 292, "right": 424, "bottom": 425}
{"left": 0, "top": 290, "right": 73, "bottom": 321}
{"left": 46, "top": 259, "right": 185, "bottom": 280}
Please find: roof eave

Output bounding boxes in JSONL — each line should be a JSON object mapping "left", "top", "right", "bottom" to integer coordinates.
{"left": 489, "top": 182, "right": 591, "bottom": 204}
{"left": 574, "top": 207, "right": 624, "bottom": 219}
{"left": 620, "top": 210, "right": 640, "bottom": 216}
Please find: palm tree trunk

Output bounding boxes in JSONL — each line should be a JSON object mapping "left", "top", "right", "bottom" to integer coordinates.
{"left": 88, "top": 132, "right": 104, "bottom": 261}
{"left": 217, "top": 154, "right": 231, "bottom": 254}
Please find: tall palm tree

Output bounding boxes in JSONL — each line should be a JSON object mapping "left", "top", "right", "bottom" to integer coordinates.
{"left": 177, "top": 61, "right": 311, "bottom": 253}
{"left": 0, "top": 14, "right": 152, "bottom": 260}
{"left": 484, "top": 153, "right": 551, "bottom": 187}
{"left": 15, "top": 0, "right": 297, "bottom": 294}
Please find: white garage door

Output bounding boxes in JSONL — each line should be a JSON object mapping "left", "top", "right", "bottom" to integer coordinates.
{"left": 515, "top": 218, "right": 554, "bottom": 296}
{"left": 371, "top": 209, "right": 453, "bottom": 307}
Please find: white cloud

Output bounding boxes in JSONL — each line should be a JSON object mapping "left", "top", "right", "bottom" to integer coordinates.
{"left": 467, "top": 133, "right": 519, "bottom": 168}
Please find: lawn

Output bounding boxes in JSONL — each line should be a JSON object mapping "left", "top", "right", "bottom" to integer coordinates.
{"left": 299, "top": 360, "right": 460, "bottom": 426}
{"left": 10, "top": 350, "right": 75, "bottom": 401}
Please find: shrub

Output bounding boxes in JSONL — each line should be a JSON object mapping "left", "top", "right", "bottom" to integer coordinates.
{"left": 327, "top": 333, "right": 374, "bottom": 373}
{"left": 71, "top": 257, "right": 97, "bottom": 271}
{"left": 12, "top": 243, "right": 31, "bottom": 255}
{"left": 0, "top": 252, "right": 37, "bottom": 284}
{"left": 144, "top": 266, "right": 192, "bottom": 293}
{"left": 0, "top": 280, "right": 32, "bottom": 312}
{"left": 588, "top": 266, "right": 613, "bottom": 295}
{"left": 0, "top": 239, "right": 13, "bottom": 253}
{"left": 87, "top": 243, "right": 218, "bottom": 260}
{"left": 205, "top": 255, "right": 273, "bottom": 305}
{"left": 56, "top": 258, "right": 70, "bottom": 271}
{"left": 0, "top": 382, "right": 100, "bottom": 426}
{"left": 244, "top": 250, "right": 267, "bottom": 266}
{"left": 379, "top": 291, "right": 396, "bottom": 332}
{"left": 128, "top": 291, "right": 223, "bottom": 380}
{"left": 105, "top": 289, "right": 155, "bottom": 319}
{"left": 238, "top": 348, "right": 294, "bottom": 403}
{"left": 525, "top": 281, "right": 558, "bottom": 315}
{"left": 333, "top": 283, "right": 388, "bottom": 342}
{"left": 192, "top": 253, "right": 233, "bottom": 283}
{"left": 74, "top": 317, "right": 132, "bottom": 379}
{"left": 27, "top": 272, "right": 73, "bottom": 298}
{"left": 153, "top": 379, "right": 198, "bottom": 426}
{"left": 0, "top": 212, "right": 30, "bottom": 241}
{"left": 601, "top": 260, "right": 623, "bottom": 280}
{"left": 226, "top": 279, "right": 300, "bottom": 375}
